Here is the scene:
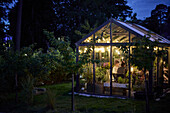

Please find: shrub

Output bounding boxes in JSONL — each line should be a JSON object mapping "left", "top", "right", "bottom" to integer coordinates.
{"left": 46, "top": 89, "right": 56, "bottom": 110}
{"left": 20, "top": 75, "right": 34, "bottom": 105}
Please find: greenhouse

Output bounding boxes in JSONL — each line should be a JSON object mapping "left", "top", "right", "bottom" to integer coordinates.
{"left": 75, "top": 18, "right": 170, "bottom": 97}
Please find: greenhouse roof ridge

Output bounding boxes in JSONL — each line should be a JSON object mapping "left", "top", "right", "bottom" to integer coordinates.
{"left": 75, "top": 18, "right": 170, "bottom": 46}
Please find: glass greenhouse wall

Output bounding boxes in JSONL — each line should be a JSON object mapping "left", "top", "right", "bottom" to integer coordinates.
{"left": 75, "top": 18, "right": 170, "bottom": 97}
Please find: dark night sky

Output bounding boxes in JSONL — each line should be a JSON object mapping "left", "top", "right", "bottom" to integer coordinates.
{"left": 127, "top": 0, "right": 170, "bottom": 20}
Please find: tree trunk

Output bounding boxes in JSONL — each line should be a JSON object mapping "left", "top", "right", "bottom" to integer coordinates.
{"left": 149, "top": 61, "right": 153, "bottom": 95}
{"left": 16, "top": 0, "right": 23, "bottom": 51}
{"left": 15, "top": 73, "right": 18, "bottom": 103}
{"left": 15, "top": 0, "right": 23, "bottom": 103}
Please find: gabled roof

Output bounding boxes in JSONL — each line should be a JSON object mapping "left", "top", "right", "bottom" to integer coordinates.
{"left": 75, "top": 18, "right": 170, "bottom": 46}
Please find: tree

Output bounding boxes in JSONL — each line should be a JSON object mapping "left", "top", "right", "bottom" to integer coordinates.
{"left": 8, "top": 0, "right": 133, "bottom": 50}
{"left": 151, "top": 4, "right": 168, "bottom": 25}
{"left": 0, "top": 0, "right": 13, "bottom": 54}
{"left": 161, "top": 6, "right": 170, "bottom": 40}
{"left": 53, "top": 0, "right": 132, "bottom": 48}
{"left": 120, "top": 35, "right": 166, "bottom": 113}
{"left": 8, "top": 0, "right": 56, "bottom": 51}
{"left": 142, "top": 4, "right": 169, "bottom": 35}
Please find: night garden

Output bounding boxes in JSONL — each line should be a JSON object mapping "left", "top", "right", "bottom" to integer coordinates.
{"left": 0, "top": 0, "right": 170, "bottom": 113}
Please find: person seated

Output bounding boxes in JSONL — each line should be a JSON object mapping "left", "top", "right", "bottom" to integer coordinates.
{"left": 117, "top": 62, "right": 126, "bottom": 75}
{"left": 112, "top": 60, "right": 120, "bottom": 74}
{"left": 112, "top": 60, "right": 119, "bottom": 81}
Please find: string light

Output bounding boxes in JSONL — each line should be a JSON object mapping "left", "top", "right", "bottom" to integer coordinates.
{"left": 84, "top": 48, "right": 87, "bottom": 52}
{"left": 95, "top": 48, "right": 105, "bottom": 52}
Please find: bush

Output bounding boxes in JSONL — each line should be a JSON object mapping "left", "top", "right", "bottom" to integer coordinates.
{"left": 20, "top": 76, "right": 34, "bottom": 105}
{"left": 46, "top": 89, "right": 56, "bottom": 110}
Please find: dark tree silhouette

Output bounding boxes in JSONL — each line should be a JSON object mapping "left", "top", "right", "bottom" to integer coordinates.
{"left": 0, "top": 0, "right": 13, "bottom": 54}
{"left": 9, "top": 0, "right": 132, "bottom": 49}
{"left": 53, "top": 0, "right": 132, "bottom": 48}
{"left": 9, "top": 0, "right": 56, "bottom": 51}
{"left": 142, "top": 4, "right": 169, "bottom": 35}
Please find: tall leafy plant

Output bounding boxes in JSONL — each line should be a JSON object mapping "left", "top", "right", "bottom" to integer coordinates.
{"left": 120, "top": 35, "right": 166, "bottom": 113}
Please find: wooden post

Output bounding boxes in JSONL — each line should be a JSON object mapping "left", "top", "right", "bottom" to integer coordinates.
{"left": 75, "top": 46, "right": 79, "bottom": 92}
{"left": 159, "top": 56, "right": 163, "bottom": 94}
{"left": 110, "top": 22, "right": 113, "bottom": 96}
{"left": 168, "top": 47, "right": 170, "bottom": 87}
{"left": 93, "top": 34, "right": 95, "bottom": 94}
{"left": 149, "top": 61, "right": 153, "bottom": 94}
{"left": 72, "top": 74, "right": 75, "bottom": 111}
{"left": 144, "top": 71, "right": 150, "bottom": 113}
{"left": 157, "top": 47, "right": 163, "bottom": 91}
{"left": 157, "top": 47, "right": 159, "bottom": 86}
{"left": 128, "top": 32, "right": 131, "bottom": 98}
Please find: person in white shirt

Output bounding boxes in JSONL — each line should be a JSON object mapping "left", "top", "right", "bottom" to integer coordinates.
{"left": 112, "top": 60, "right": 120, "bottom": 74}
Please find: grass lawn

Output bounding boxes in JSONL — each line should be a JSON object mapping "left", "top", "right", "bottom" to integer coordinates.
{"left": 0, "top": 82, "right": 170, "bottom": 113}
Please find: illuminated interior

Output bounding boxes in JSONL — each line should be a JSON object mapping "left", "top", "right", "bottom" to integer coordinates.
{"left": 76, "top": 18, "right": 170, "bottom": 97}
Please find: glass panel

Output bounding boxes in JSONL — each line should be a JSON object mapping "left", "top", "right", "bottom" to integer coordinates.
{"left": 111, "top": 46, "right": 129, "bottom": 96}
{"left": 82, "top": 35, "right": 93, "bottom": 43}
{"left": 130, "top": 33, "right": 141, "bottom": 43}
{"left": 79, "top": 46, "right": 93, "bottom": 93}
{"left": 95, "top": 46, "right": 110, "bottom": 95}
{"left": 112, "top": 23, "right": 129, "bottom": 43}
{"left": 95, "top": 23, "right": 110, "bottom": 43}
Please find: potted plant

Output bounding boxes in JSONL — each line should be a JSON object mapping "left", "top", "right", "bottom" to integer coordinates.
{"left": 95, "top": 67, "right": 107, "bottom": 94}
{"left": 82, "top": 64, "right": 93, "bottom": 92}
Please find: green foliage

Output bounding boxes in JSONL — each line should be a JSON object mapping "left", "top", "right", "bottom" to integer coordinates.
{"left": 0, "top": 37, "right": 66, "bottom": 92}
{"left": 20, "top": 75, "right": 34, "bottom": 105}
{"left": 119, "top": 35, "right": 166, "bottom": 71}
{"left": 44, "top": 30, "right": 79, "bottom": 75}
{"left": 46, "top": 89, "right": 56, "bottom": 110}
{"left": 117, "top": 77, "right": 129, "bottom": 84}
{"left": 75, "top": 20, "right": 98, "bottom": 38}
{"left": 95, "top": 67, "right": 107, "bottom": 82}
{"left": 81, "top": 64, "right": 93, "bottom": 83}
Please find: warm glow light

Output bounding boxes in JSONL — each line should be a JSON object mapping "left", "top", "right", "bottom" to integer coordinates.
{"left": 131, "top": 67, "right": 133, "bottom": 72}
{"left": 95, "top": 48, "right": 105, "bottom": 52}
{"left": 95, "top": 48, "right": 98, "bottom": 52}
{"left": 84, "top": 48, "right": 87, "bottom": 52}
{"left": 116, "top": 50, "right": 120, "bottom": 55}
{"left": 122, "top": 57, "right": 124, "bottom": 60}
{"left": 154, "top": 47, "right": 156, "bottom": 50}
{"left": 107, "top": 41, "right": 110, "bottom": 43}
{"left": 100, "top": 48, "right": 105, "bottom": 52}
{"left": 79, "top": 50, "right": 81, "bottom": 53}
{"left": 147, "top": 46, "right": 149, "bottom": 49}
